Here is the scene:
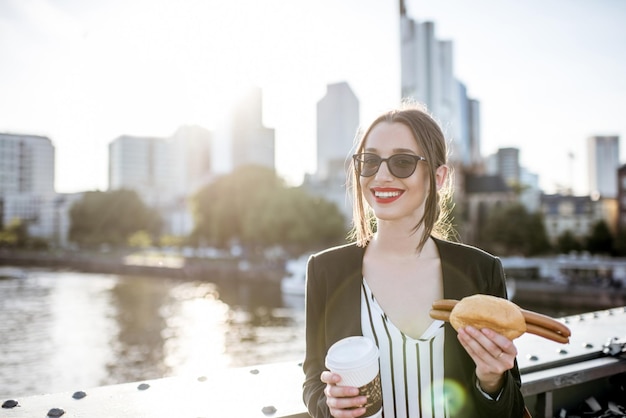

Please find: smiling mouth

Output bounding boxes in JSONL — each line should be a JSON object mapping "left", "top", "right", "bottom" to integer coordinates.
{"left": 373, "top": 190, "right": 402, "bottom": 199}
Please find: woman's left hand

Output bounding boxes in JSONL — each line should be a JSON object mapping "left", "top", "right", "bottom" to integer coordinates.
{"left": 457, "top": 325, "right": 517, "bottom": 395}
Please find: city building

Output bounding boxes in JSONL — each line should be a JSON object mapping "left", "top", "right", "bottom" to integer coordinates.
{"left": 302, "top": 82, "right": 359, "bottom": 220}
{"left": 494, "top": 147, "right": 521, "bottom": 186}
{"left": 0, "top": 133, "right": 55, "bottom": 195}
{"left": 227, "top": 87, "right": 275, "bottom": 172}
{"left": 109, "top": 88, "right": 273, "bottom": 236}
{"left": 467, "top": 99, "right": 482, "bottom": 169}
{"left": 520, "top": 168, "right": 541, "bottom": 213}
{"left": 399, "top": 4, "right": 479, "bottom": 169}
{"left": 462, "top": 174, "right": 515, "bottom": 245}
{"left": 0, "top": 133, "right": 57, "bottom": 241}
{"left": 108, "top": 135, "right": 175, "bottom": 206}
{"left": 162, "top": 126, "right": 213, "bottom": 236}
{"left": 484, "top": 147, "right": 541, "bottom": 213}
{"left": 108, "top": 126, "right": 213, "bottom": 236}
{"left": 587, "top": 135, "right": 620, "bottom": 198}
{"left": 316, "top": 82, "right": 359, "bottom": 181}
{"left": 619, "top": 164, "right": 626, "bottom": 232}
{"left": 541, "top": 194, "right": 609, "bottom": 245}
{"left": 169, "top": 126, "right": 213, "bottom": 197}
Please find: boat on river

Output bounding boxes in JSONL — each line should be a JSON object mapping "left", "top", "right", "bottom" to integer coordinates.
{"left": 0, "top": 266, "right": 26, "bottom": 280}
{"left": 280, "top": 255, "right": 308, "bottom": 296}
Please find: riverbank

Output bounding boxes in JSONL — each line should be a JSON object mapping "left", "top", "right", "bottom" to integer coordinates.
{"left": 0, "top": 249, "right": 285, "bottom": 283}
{"left": 512, "top": 279, "right": 626, "bottom": 314}
{"left": 3, "top": 249, "right": 626, "bottom": 314}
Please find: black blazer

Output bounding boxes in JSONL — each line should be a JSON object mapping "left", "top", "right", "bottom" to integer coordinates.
{"left": 302, "top": 237, "right": 525, "bottom": 418}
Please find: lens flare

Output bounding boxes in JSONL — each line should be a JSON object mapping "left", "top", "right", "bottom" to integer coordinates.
{"left": 442, "top": 379, "right": 467, "bottom": 415}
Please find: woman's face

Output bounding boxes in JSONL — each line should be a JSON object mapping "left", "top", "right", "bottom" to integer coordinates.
{"left": 359, "top": 121, "right": 431, "bottom": 225}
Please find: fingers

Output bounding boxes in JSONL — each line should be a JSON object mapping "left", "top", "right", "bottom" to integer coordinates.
{"left": 457, "top": 326, "right": 517, "bottom": 370}
{"left": 321, "top": 372, "right": 367, "bottom": 417}
{"left": 320, "top": 371, "right": 340, "bottom": 385}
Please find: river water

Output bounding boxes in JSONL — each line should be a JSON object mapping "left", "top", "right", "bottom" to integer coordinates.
{"left": 0, "top": 268, "right": 305, "bottom": 399}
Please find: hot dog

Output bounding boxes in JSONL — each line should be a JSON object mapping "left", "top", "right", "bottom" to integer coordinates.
{"left": 448, "top": 294, "right": 527, "bottom": 340}
{"left": 429, "top": 295, "right": 571, "bottom": 344}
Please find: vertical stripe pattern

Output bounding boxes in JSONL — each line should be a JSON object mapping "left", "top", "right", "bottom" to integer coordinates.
{"left": 361, "top": 280, "right": 448, "bottom": 418}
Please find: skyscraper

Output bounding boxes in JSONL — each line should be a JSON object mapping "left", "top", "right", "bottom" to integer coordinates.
{"left": 108, "top": 135, "right": 174, "bottom": 205}
{"left": 301, "top": 82, "right": 360, "bottom": 221}
{"left": 230, "top": 87, "right": 276, "bottom": 171}
{"left": 467, "top": 99, "right": 482, "bottom": 166}
{"left": 169, "top": 125, "right": 213, "bottom": 196}
{"left": 399, "top": 2, "right": 479, "bottom": 168}
{"left": 496, "top": 147, "right": 521, "bottom": 186}
{"left": 0, "top": 133, "right": 58, "bottom": 241}
{"left": 316, "top": 82, "right": 360, "bottom": 180}
{"left": 0, "top": 133, "right": 55, "bottom": 195}
{"left": 109, "top": 127, "right": 213, "bottom": 200}
{"left": 618, "top": 164, "right": 626, "bottom": 231}
{"left": 587, "top": 135, "right": 620, "bottom": 198}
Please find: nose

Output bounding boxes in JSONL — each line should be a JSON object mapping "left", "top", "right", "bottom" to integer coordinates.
{"left": 374, "top": 159, "right": 394, "bottom": 180}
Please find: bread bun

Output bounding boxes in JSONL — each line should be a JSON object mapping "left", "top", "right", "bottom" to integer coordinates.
{"left": 449, "top": 294, "right": 526, "bottom": 340}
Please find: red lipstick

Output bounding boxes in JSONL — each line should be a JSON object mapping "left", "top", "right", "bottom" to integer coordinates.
{"left": 371, "top": 187, "right": 403, "bottom": 203}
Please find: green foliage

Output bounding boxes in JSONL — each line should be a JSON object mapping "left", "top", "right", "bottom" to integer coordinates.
{"left": 69, "top": 189, "right": 162, "bottom": 248}
{"left": 128, "top": 230, "right": 152, "bottom": 248}
{"left": 0, "top": 218, "right": 45, "bottom": 249}
{"left": 556, "top": 230, "right": 583, "bottom": 254}
{"left": 585, "top": 220, "right": 613, "bottom": 255}
{"left": 0, "top": 230, "right": 17, "bottom": 247}
{"left": 159, "top": 234, "right": 185, "bottom": 248}
{"left": 191, "top": 165, "right": 347, "bottom": 254}
{"left": 613, "top": 229, "right": 626, "bottom": 257}
{"left": 480, "top": 203, "right": 551, "bottom": 256}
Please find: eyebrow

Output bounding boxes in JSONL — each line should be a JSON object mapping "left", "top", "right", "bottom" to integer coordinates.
{"left": 363, "top": 147, "right": 418, "bottom": 154}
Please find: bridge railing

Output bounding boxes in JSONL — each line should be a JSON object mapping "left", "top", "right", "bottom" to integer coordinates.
{"left": 3, "top": 308, "right": 625, "bottom": 418}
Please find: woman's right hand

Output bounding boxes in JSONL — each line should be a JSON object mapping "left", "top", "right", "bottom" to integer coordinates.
{"left": 320, "top": 371, "right": 368, "bottom": 417}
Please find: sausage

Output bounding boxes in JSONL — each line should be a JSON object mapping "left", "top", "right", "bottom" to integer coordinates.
{"left": 432, "top": 299, "right": 458, "bottom": 311}
{"left": 429, "top": 309, "right": 451, "bottom": 322}
{"left": 521, "top": 309, "right": 571, "bottom": 337}
{"left": 525, "top": 323, "right": 570, "bottom": 344}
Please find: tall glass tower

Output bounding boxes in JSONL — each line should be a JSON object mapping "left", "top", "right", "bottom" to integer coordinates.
{"left": 587, "top": 135, "right": 620, "bottom": 198}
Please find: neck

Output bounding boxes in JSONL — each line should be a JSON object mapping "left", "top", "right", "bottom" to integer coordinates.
{"left": 370, "top": 221, "right": 432, "bottom": 259}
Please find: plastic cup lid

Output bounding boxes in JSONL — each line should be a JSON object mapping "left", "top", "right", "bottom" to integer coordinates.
{"left": 325, "top": 336, "right": 378, "bottom": 370}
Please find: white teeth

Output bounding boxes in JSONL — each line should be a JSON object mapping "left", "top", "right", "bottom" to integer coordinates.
{"left": 374, "top": 191, "right": 400, "bottom": 198}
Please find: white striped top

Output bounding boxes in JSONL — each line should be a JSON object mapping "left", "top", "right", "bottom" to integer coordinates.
{"left": 361, "top": 279, "right": 448, "bottom": 417}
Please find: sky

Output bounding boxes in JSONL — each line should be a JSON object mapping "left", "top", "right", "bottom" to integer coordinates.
{"left": 1, "top": 0, "right": 625, "bottom": 195}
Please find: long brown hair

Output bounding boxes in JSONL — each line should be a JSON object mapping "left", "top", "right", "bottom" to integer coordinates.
{"left": 348, "top": 102, "right": 455, "bottom": 251}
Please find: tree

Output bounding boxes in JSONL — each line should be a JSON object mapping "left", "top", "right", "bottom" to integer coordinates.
{"left": 69, "top": 189, "right": 162, "bottom": 248}
{"left": 614, "top": 229, "right": 626, "bottom": 257}
{"left": 479, "top": 203, "right": 551, "bottom": 256}
{"left": 191, "top": 165, "right": 347, "bottom": 254}
{"left": 556, "top": 230, "right": 583, "bottom": 254}
{"left": 525, "top": 212, "right": 552, "bottom": 255}
{"left": 0, "top": 218, "right": 28, "bottom": 248}
{"left": 585, "top": 220, "right": 613, "bottom": 255}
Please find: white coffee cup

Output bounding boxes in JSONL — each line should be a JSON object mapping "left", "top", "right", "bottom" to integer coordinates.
{"left": 325, "top": 336, "right": 382, "bottom": 418}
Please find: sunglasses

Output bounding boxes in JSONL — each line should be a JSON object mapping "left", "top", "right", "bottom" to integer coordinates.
{"left": 352, "top": 153, "right": 427, "bottom": 178}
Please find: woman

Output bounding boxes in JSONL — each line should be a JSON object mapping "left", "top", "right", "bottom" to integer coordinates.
{"left": 302, "top": 104, "right": 526, "bottom": 417}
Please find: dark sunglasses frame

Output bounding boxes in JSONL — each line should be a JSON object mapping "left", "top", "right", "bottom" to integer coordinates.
{"left": 352, "top": 153, "right": 427, "bottom": 178}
